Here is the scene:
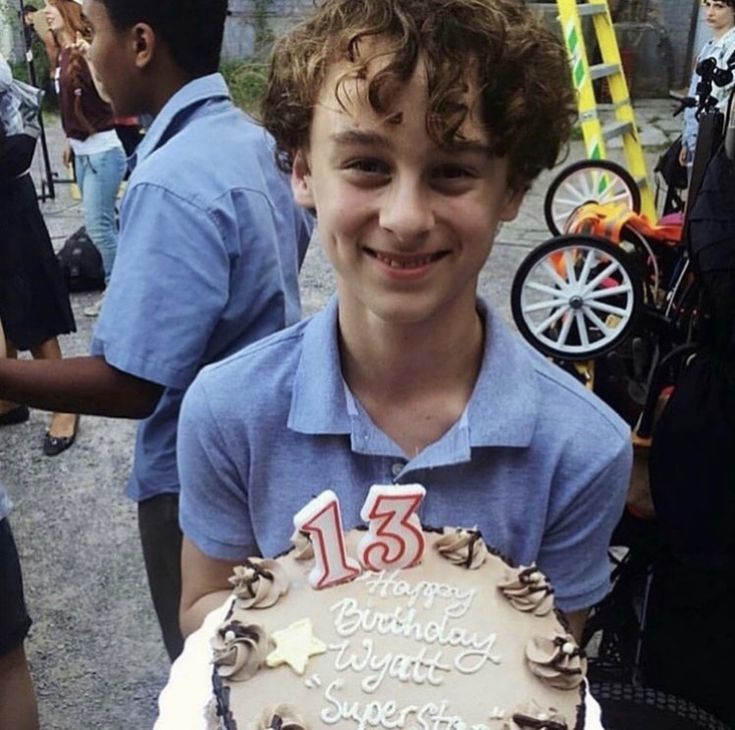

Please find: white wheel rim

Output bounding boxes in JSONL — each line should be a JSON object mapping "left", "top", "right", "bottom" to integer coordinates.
{"left": 551, "top": 167, "right": 636, "bottom": 233}
{"left": 519, "top": 244, "right": 636, "bottom": 356}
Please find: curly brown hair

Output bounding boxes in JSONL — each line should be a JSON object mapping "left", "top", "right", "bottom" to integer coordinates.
{"left": 261, "top": 0, "right": 577, "bottom": 191}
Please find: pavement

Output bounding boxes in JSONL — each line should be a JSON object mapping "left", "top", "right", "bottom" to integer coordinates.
{"left": 0, "top": 99, "right": 679, "bottom": 730}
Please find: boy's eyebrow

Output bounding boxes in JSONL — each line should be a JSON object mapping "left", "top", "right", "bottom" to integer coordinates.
{"left": 330, "top": 130, "right": 492, "bottom": 156}
{"left": 330, "top": 130, "right": 391, "bottom": 148}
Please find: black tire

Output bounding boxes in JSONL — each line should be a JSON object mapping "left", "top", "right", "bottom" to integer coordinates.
{"left": 590, "top": 681, "right": 732, "bottom": 730}
{"left": 511, "top": 235, "right": 643, "bottom": 361}
{"left": 544, "top": 159, "right": 642, "bottom": 236}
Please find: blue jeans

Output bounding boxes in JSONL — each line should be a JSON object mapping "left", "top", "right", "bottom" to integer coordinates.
{"left": 74, "top": 147, "right": 126, "bottom": 283}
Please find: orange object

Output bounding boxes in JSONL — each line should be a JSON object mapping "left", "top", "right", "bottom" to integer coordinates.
{"left": 564, "top": 201, "right": 683, "bottom": 245}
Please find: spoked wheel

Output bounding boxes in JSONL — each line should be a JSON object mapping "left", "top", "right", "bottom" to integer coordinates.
{"left": 545, "top": 159, "right": 642, "bottom": 235}
{"left": 511, "top": 235, "right": 643, "bottom": 361}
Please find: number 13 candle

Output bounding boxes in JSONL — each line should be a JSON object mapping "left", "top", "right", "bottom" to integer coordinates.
{"left": 293, "top": 484, "right": 427, "bottom": 589}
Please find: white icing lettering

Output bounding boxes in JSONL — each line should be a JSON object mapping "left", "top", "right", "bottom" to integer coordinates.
{"left": 361, "top": 571, "right": 476, "bottom": 618}
{"left": 321, "top": 681, "right": 491, "bottom": 730}
{"left": 330, "top": 639, "right": 451, "bottom": 692}
{"left": 330, "top": 599, "right": 501, "bottom": 672}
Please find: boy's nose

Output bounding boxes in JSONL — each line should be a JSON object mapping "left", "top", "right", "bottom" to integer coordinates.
{"left": 379, "top": 178, "right": 434, "bottom": 242}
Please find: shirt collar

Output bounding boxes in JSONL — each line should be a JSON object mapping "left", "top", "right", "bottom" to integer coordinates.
{"left": 288, "top": 296, "right": 351, "bottom": 434}
{"left": 129, "top": 73, "right": 230, "bottom": 171}
{"left": 287, "top": 297, "right": 539, "bottom": 449}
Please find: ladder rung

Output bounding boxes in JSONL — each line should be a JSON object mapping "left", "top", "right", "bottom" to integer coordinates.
{"left": 602, "top": 120, "right": 634, "bottom": 140}
{"left": 590, "top": 63, "right": 621, "bottom": 80}
{"left": 577, "top": 4, "right": 608, "bottom": 15}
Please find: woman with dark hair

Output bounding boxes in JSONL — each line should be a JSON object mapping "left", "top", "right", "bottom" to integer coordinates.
{"left": 0, "top": 52, "right": 78, "bottom": 456}
{"left": 679, "top": 0, "right": 735, "bottom": 171}
{"left": 44, "top": 0, "right": 126, "bottom": 317}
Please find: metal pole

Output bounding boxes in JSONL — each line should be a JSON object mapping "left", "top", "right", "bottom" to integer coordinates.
{"left": 18, "top": 0, "right": 55, "bottom": 199}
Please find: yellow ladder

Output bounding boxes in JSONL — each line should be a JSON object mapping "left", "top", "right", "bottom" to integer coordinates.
{"left": 557, "top": 0, "right": 656, "bottom": 219}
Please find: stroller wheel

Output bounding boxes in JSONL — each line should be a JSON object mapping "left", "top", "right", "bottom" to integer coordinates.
{"left": 511, "top": 235, "right": 643, "bottom": 361}
{"left": 545, "top": 159, "right": 642, "bottom": 235}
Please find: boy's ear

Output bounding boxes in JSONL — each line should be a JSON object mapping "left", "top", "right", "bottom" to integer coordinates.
{"left": 131, "top": 23, "right": 156, "bottom": 70}
{"left": 291, "top": 149, "right": 315, "bottom": 209}
{"left": 499, "top": 186, "right": 526, "bottom": 223}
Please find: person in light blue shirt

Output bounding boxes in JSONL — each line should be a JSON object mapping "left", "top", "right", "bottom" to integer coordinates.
{"left": 178, "top": 0, "right": 631, "bottom": 646}
{"left": 0, "top": 0, "right": 312, "bottom": 662}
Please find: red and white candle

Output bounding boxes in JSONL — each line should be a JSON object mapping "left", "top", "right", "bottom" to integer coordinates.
{"left": 357, "top": 483, "right": 426, "bottom": 571}
{"left": 293, "top": 490, "right": 361, "bottom": 589}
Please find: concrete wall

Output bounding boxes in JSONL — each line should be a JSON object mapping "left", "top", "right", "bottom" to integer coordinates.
{"left": 223, "top": 0, "right": 311, "bottom": 59}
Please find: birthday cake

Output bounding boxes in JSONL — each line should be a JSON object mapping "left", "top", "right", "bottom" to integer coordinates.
{"left": 204, "top": 487, "right": 587, "bottom": 730}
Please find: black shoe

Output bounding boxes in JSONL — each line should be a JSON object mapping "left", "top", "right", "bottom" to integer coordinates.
{"left": 43, "top": 416, "right": 79, "bottom": 457}
{"left": 0, "top": 405, "right": 30, "bottom": 426}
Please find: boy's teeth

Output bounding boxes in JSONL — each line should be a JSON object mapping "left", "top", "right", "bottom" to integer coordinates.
{"left": 375, "top": 252, "right": 436, "bottom": 269}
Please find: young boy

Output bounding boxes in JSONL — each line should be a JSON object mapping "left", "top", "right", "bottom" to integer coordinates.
{"left": 177, "top": 0, "right": 632, "bottom": 642}
{"left": 0, "top": 0, "right": 312, "bottom": 661}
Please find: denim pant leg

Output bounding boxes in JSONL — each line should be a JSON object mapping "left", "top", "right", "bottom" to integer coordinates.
{"left": 74, "top": 147, "right": 126, "bottom": 283}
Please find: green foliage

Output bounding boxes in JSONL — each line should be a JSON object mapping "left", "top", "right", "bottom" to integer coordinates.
{"left": 220, "top": 60, "right": 269, "bottom": 116}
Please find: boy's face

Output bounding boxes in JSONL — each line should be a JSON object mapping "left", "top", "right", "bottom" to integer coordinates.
{"left": 292, "top": 56, "right": 524, "bottom": 329}
{"left": 82, "top": 0, "right": 139, "bottom": 116}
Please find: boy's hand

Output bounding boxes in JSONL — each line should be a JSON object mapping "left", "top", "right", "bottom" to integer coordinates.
{"left": 62, "top": 143, "right": 73, "bottom": 170}
{"left": 678, "top": 143, "right": 688, "bottom": 167}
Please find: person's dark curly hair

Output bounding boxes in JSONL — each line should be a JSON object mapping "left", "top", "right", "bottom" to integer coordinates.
{"left": 261, "top": 0, "right": 577, "bottom": 192}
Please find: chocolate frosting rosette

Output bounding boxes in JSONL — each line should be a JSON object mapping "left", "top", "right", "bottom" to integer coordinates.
{"left": 229, "top": 558, "right": 290, "bottom": 609}
{"left": 211, "top": 621, "right": 269, "bottom": 681}
{"left": 525, "top": 632, "right": 587, "bottom": 690}
{"left": 498, "top": 565, "right": 555, "bottom": 616}
{"left": 434, "top": 527, "right": 488, "bottom": 569}
{"left": 254, "top": 704, "right": 308, "bottom": 730}
{"left": 504, "top": 699, "right": 568, "bottom": 729}
{"left": 289, "top": 528, "right": 314, "bottom": 561}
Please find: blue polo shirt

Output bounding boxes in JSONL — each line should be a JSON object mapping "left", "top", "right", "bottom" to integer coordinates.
{"left": 179, "top": 297, "right": 632, "bottom": 612}
{"left": 91, "top": 74, "right": 313, "bottom": 502}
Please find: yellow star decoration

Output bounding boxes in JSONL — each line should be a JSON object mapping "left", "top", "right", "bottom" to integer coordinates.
{"left": 265, "top": 618, "right": 327, "bottom": 675}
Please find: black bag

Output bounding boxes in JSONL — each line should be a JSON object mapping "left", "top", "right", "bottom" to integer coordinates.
{"left": 653, "top": 136, "right": 688, "bottom": 192}
{"left": 56, "top": 226, "right": 105, "bottom": 293}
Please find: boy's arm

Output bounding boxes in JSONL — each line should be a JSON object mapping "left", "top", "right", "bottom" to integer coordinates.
{"left": 0, "top": 356, "right": 162, "bottom": 418}
{"left": 540, "top": 435, "right": 631, "bottom": 621}
{"left": 563, "top": 610, "right": 588, "bottom": 645}
{"left": 179, "top": 538, "right": 249, "bottom": 637}
{"left": 178, "top": 377, "right": 259, "bottom": 635}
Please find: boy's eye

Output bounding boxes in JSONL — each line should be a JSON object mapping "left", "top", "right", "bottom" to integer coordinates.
{"left": 434, "top": 164, "right": 475, "bottom": 179}
{"left": 345, "top": 158, "right": 389, "bottom": 175}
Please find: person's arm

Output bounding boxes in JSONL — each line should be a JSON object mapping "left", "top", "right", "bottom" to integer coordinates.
{"left": 0, "top": 355, "right": 162, "bottom": 418}
{"left": 178, "top": 377, "right": 259, "bottom": 635}
{"left": 563, "top": 609, "right": 588, "bottom": 645}
{"left": 180, "top": 538, "right": 248, "bottom": 637}
{"left": 539, "top": 432, "right": 631, "bottom": 630}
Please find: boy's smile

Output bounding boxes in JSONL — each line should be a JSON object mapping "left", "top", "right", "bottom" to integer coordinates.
{"left": 292, "top": 57, "right": 524, "bottom": 332}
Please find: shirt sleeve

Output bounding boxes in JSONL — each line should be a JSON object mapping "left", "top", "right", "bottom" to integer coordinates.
{"left": 0, "top": 55, "right": 12, "bottom": 92}
{"left": 178, "top": 375, "right": 256, "bottom": 561}
{"left": 90, "top": 183, "right": 230, "bottom": 390}
{"left": 537, "top": 436, "right": 632, "bottom": 613}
